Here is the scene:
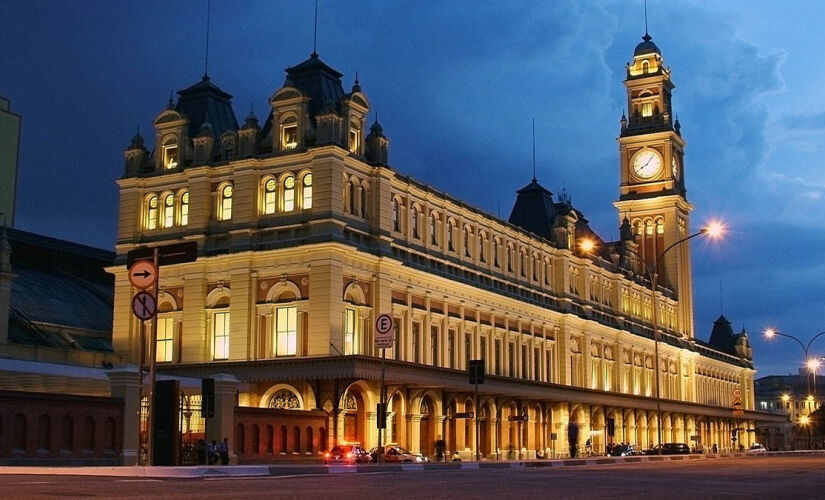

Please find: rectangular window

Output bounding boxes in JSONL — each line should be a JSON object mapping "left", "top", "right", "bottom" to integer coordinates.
{"left": 412, "top": 323, "right": 420, "bottom": 363}
{"left": 156, "top": 317, "right": 174, "bottom": 363}
{"left": 480, "top": 336, "right": 487, "bottom": 370}
{"left": 282, "top": 125, "right": 298, "bottom": 149}
{"left": 349, "top": 128, "right": 360, "bottom": 153}
{"left": 534, "top": 348, "right": 541, "bottom": 381}
{"left": 465, "top": 333, "right": 471, "bottom": 369}
{"left": 163, "top": 203, "right": 174, "bottom": 228}
{"left": 164, "top": 145, "right": 178, "bottom": 169}
{"left": 546, "top": 350, "right": 552, "bottom": 383}
{"left": 448, "top": 330, "right": 455, "bottom": 369}
{"left": 508, "top": 343, "right": 515, "bottom": 377}
{"left": 302, "top": 185, "right": 312, "bottom": 209}
{"left": 642, "top": 102, "right": 653, "bottom": 117}
{"left": 275, "top": 306, "right": 297, "bottom": 356}
{"left": 212, "top": 311, "right": 230, "bottom": 360}
{"left": 495, "top": 339, "right": 501, "bottom": 375}
{"left": 147, "top": 204, "right": 158, "bottom": 230}
{"left": 284, "top": 186, "right": 295, "bottom": 212}
{"left": 345, "top": 308, "right": 357, "bottom": 355}
{"left": 180, "top": 195, "right": 189, "bottom": 226}
{"left": 431, "top": 326, "right": 438, "bottom": 366}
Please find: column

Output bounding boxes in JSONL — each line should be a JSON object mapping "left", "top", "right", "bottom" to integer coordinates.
{"left": 229, "top": 268, "right": 254, "bottom": 360}
{"left": 181, "top": 268, "right": 207, "bottom": 362}
{"left": 206, "top": 374, "right": 241, "bottom": 464}
{"left": 407, "top": 414, "right": 423, "bottom": 453}
{"left": 106, "top": 368, "right": 141, "bottom": 466}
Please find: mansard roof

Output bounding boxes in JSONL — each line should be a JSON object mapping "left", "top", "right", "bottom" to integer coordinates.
{"left": 508, "top": 180, "right": 556, "bottom": 240}
{"left": 284, "top": 52, "right": 346, "bottom": 118}
{"left": 175, "top": 75, "right": 239, "bottom": 140}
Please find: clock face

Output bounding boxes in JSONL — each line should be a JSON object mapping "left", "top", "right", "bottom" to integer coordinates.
{"left": 632, "top": 150, "right": 662, "bottom": 179}
{"left": 671, "top": 155, "right": 679, "bottom": 178}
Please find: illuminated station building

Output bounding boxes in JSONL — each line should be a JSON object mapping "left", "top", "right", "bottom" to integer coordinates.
{"left": 112, "top": 34, "right": 778, "bottom": 462}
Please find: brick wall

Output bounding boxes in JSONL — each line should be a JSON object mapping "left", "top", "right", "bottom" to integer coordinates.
{"left": 0, "top": 390, "right": 123, "bottom": 465}
{"left": 233, "top": 406, "right": 328, "bottom": 463}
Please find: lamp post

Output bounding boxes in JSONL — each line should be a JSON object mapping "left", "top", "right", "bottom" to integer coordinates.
{"left": 763, "top": 329, "right": 825, "bottom": 397}
{"left": 579, "top": 221, "right": 723, "bottom": 455}
{"left": 648, "top": 221, "right": 724, "bottom": 454}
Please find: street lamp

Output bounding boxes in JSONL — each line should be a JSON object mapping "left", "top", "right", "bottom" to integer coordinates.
{"left": 579, "top": 238, "right": 596, "bottom": 254}
{"left": 762, "top": 328, "right": 825, "bottom": 395}
{"left": 649, "top": 221, "right": 724, "bottom": 454}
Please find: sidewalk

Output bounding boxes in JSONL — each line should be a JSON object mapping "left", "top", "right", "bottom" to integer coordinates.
{"left": 1, "top": 450, "right": 822, "bottom": 479}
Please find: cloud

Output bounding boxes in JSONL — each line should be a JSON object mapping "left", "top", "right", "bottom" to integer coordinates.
{"left": 781, "top": 110, "right": 825, "bottom": 131}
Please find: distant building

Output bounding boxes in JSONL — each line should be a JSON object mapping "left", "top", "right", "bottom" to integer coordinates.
{"left": 0, "top": 96, "right": 21, "bottom": 226}
{"left": 754, "top": 373, "right": 823, "bottom": 450}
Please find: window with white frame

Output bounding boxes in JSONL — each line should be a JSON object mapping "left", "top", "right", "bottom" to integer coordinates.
{"left": 275, "top": 306, "right": 297, "bottom": 356}
{"left": 180, "top": 191, "right": 189, "bottom": 226}
{"left": 146, "top": 195, "right": 158, "bottom": 230}
{"left": 281, "top": 119, "right": 298, "bottom": 150}
{"left": 162, "top": 193, "right": 175, "bottom": 228}
{"left": 156, "top": 317, "right": 174, "bottom": 362}
{"left": 344, "top": 308, "right": 357, "bottom": 355}
{"left": 212, "top": 311, "right": 230, "bottom": 360}
{"left": 263, "top": 178, "right": 277, "bottom": 214}
{"left": 163, "top": 143, "right": 178, "bottom": 169}
{"left": 218, "top": 184, "right": 232, "bottom": 221}
{"left": 283, "top": 176, "right": 295, "bottom": 212}
{"left": 302, "top": 174, "right": 312, "bottom": 209}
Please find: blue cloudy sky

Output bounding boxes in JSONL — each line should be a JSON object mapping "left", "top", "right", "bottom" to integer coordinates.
{"left": 1, "top": 1, "right": 823, "bottom": 376}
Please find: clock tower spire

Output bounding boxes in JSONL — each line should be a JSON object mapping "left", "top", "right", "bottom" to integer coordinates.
{"left": 613, "top": 33, "right": 697, "bottom": 338}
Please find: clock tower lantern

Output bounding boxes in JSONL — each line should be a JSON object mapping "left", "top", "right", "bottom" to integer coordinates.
{"left": 613, "top": 32, "right": 696, "bottom": 338}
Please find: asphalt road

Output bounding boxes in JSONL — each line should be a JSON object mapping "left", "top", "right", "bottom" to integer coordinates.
{"left": 1, "top": 456, "right": 823, "bottom": 499}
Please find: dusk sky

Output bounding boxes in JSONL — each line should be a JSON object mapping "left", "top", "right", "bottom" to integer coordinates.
{"left": 1, "top": 1, "right": 823, "bottom": 376}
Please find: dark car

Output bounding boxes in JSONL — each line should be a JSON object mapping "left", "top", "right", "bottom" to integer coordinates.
{"left": 607, "top": 444, "right": 638, "bottom": 457}
{"left": 645, "top": 443, "right": 691, "bottom": 455}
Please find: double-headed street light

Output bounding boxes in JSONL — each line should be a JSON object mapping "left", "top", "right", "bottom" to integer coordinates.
{"left": 649, "top": 221, "right": 724, "bottom": 454}
{"left": 579, "top": 220, "right": 725, "bottom": 455}
{"left": 763, "top": 328, "right": 825, "bottom": 395}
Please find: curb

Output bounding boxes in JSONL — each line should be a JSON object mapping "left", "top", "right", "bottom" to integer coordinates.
{"left": 1, "top": 450, "right": 823, "bottom": 478}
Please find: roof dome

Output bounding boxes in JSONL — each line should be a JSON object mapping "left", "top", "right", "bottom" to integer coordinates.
{"left": 634, "top": 33, "right": 661, "bottom": 57}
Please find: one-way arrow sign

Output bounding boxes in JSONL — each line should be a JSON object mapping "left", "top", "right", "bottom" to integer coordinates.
{"left": 128, "top": 260, "right": 158, "bottom": 290}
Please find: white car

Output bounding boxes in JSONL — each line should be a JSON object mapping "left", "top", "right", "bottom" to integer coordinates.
{"left": 746, "top": 443, "right": 767, "bottom": 454}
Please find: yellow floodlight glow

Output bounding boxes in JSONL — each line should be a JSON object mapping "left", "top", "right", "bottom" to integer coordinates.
{"left": 579, "top": 238, "right": 596, "bottom": 254}
{"left": 799, "top": 415, "right": 810, "bottom": 426}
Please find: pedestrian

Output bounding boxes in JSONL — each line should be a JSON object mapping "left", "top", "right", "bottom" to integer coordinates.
{"left": 712, "top": 443, "right": 718, "bottom": 454}
{"left": 207, "top": 440, "right": 218, "bottom": 465}
{"left": 585, "top": 438, "right": 592, "bottom": 456}
{"left": 196, "top": 439, "right": 206, "bottom": 465}
{"left": 219, "top": 437, "right": 230, "bottom": 465}
{"left": 435, "top": 438, "right": 446, "bottom": 462}
{"left": 568, "top": 421, "right": 579, "bottom": 458}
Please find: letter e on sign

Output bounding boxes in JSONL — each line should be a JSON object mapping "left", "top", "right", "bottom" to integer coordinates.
{"left": 374, "top": 313, "right": 394, "bottom": 349}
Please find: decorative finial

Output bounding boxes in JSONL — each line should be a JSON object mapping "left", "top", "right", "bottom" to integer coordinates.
{"left": 166, "top": 89, "right": 175, "bottom": 110}
{"left": 531, "top": 117, "right": 536, "bottom": 183}
{"left": 644, "top": 0, "right": 649, "bottom": 38}
{"left": 204, "top": 0, "right": 211, "bottom": 78}
{"left": 352, "top": 71, "right": 361, "bottom": 92}
{"left": 312, "top": 0, "right": 319, "bottom": 56}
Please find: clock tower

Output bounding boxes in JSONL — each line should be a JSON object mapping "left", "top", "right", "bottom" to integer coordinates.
{"left": 613, "top": 32, "right": 696, "bottom": 338}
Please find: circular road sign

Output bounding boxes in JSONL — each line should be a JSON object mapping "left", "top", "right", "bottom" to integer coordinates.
{"left": 132, "top": 291, "right": 157, "bottom": 321}
{"left": 732, "top": 388, "right": 742, "bottom": 399}
{"left": 375, "top": 314, "right": 394, "bottom": 335}
{"left": 129, "top": 260, "right": 158, "bottom": 290}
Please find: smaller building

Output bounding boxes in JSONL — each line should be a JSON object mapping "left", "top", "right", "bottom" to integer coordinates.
{"left": 754, "top": 373, "right": 824, "bottom": 450}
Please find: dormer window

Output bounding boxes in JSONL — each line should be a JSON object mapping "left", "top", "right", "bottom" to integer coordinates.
{"left": 349, "top": 123, "right": 360, "bottom": 153}
{"left": 281, "top": 118, "right": 298, "bottom": 150}
{"left": 163, "top": 143, "right": 178, "bottom": 169}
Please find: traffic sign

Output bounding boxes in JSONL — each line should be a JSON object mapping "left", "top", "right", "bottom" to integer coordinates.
{"left": 374, "top": 314, "right": 394, "bottom": 349}
{"left": 132, "top": 291, "right": 157, "bottom": 321}
{"left": 732, "top": 388, "right": 742, "bottom": 399}
{"left": 129, "top": 260, "right": 158, "bottom": 290}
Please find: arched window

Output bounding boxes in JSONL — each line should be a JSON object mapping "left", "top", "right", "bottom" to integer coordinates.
{"left": 218, "top": 184, "right": 233, "bottom": 221}
{"left": 642, "top": 60, "right": 650, "bottom": 73}
{"left": 37, "top": 415, "right": 51, "bottom": 452}
{"left": 179, "top": 191, "right": 189, "bottom": 226}
{"left": 447, "top": 221, "right": 455, "bottom": 252}
{"left": 430, "top": 213, "right": 438, "bottom": 246}
{"left": 263, "top": 178, "right": 277, "bottom": 215}
{"left": 464, "top": 226, "right": 471, "bottom": 257}
{"left": 13, "top": 414, "right": 27, "bottom": 452}
{"left": 283, "top": 175, "right": 295, "bottom": 212}
{"left": 281, "top": 117, "right": 298, "bottom": 150}
{"left": 146, "top": 195, "right": 158, "bottom": 230}
{"left": 494, "top": 239, "right": 500, "bottom": 267}
{"left": 360, "top": 184, "right": 368, "bottom": 219}
{"left": 162, "top": 193, "right": 175, "bottom": 228}
{"left": 412, "top": 207, "right": 420, "bottom": 239}
{"left": 392, "top": 199, "right": 400, "bottom": 232}
{"left": 302, "top": 173, "right": 313, "bottom": 209}
{"left": 507, "top": 245, "right": 513, "bottom": 272}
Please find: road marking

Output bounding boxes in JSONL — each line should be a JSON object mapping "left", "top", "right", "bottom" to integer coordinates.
{"left": 115, "top": 479, "right": 164, "bottom": 482}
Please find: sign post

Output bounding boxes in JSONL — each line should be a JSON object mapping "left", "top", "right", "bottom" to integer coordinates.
{"left": 374, "top": 313, "right": 394, "bottom": 466}
{"left": 127, "top": 242, "right": 197, "bottom": 466}
{"left": 469, "top": 359, "right": 484, "bottom": 461}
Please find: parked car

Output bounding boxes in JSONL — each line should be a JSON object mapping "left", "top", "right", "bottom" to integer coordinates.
{"left": 644, "top": 443, "right": 691, "bottom": 455}
{"left": 607, "top": 444, "right": 638, "bottom": 457}
{"left": 369, "top": 445, "right": 425, "bottom": 463}
{"left": 746, "top": 443, "right": 767, "bottom": 455}
{"left": 324, "top": 444, "right": 372, "bottom": 464}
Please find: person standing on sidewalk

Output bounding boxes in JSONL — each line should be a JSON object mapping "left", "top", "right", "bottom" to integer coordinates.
{"left": 218, "top": 438, "right": 229, "bottom": 465}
